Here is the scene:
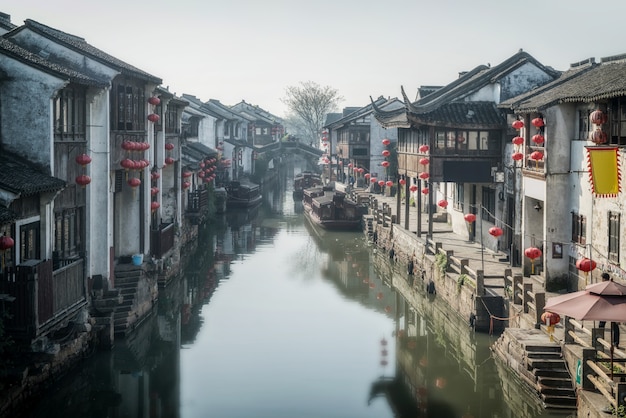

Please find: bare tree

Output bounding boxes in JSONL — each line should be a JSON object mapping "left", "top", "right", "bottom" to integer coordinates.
{"left": 281, "top": 81, "right": 343, "bottom": 145}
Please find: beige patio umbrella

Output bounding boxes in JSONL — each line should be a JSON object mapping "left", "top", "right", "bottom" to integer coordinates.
{"left": 544, "top": 278, "right": 626, "bottom": 377}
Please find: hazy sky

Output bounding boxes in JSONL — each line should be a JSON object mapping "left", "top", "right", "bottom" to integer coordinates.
{"left": 6, "top": 1, "right": 626, "bottom": 117}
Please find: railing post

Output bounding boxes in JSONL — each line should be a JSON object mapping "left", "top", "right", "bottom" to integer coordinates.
{"left": 476, "top": 270, "right": 484, "bottom": 296}
{"left": 534, "top": 292, "right": 545, "bottom": 327}
{"left": 564, "top": 316, "right": 574, "bottom": 344}
{"left": 523, "top": 283, "right": 532, "bottom": 314}
{"left": 460, "top": 259, "right": 469, "bottom": 274}
{"left": 617, "top": 383, "right": 626, "bottom": 408}
{"left": 592, "top": 328, "right": 605, "bottom": 352}
{"left": 582, "top": 348, "right": 595, "bottom": 390}
{"left": 513, "top": 274, "right": 523, "bottom": 305}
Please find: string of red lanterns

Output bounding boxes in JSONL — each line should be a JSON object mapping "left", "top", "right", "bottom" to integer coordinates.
{"left": 589, "top": 110, "right": 608, "bottom": 144}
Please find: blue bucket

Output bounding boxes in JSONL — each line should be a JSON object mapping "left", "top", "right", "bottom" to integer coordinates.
{"left": 132, "top": 254, "right": 143, "bottom": 266}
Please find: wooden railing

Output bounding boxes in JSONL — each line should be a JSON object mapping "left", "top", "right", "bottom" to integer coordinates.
{"left": 368, "top": 196, "right": 395, "bottom": 227}
{"left": 0, "top": 258, "right": 86, "bottom": 339}
{"left": 151, "top": 222, "right": 175, "bottom": 259}
{"left": 558, "top": 317, "right": 626, "bottom": 410}
{"left": 503, "top": 271, "right": 545, "bottom": 327}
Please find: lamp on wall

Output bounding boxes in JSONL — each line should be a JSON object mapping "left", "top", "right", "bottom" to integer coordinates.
{"left": 534, "top": 202, "right": 542, "bottom": 211}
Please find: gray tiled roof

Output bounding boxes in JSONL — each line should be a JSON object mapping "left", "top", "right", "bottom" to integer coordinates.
{"left": 0, "top": 38, "right": 107, "bottom": 87}
{"left": 0, "top": 206, "right": 17, "bottom": 224}
{"left": 0, "top": 150, "right": 66, "bottom": 196}
{"left": 500, "top": 55, "right": 626, "bottom": 113}
{"left": 374, "top": 50, "right": 559, "bottom": 129}
{"left": 17, "top": 19, "right": 161, "bottom": 84}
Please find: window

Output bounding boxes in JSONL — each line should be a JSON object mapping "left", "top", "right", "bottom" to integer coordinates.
{"left": 54, "top": 208, "right": 82, "bottom": 261}
{"left": 54, "top": 85, "right": 86, "bottom": 141}
{"left": 165, "top": 103, "right": 180, "bottom": 134}
{"left": 609, "top": 98, "right": 626, "bottom": 146}
{"left": 454, "top": 183, "right": 464, "bottom": 211}
{"left": 20, "top": 221, "right": 40, "bottom": 262}
{"left": 609, "top": 212, "right": 620, "bottom": 263}
{"left": 571, "top": 213, "right": 586, "bottom": 245}
{"left": 481, "top": 187, "right": 495, "bottom": 223}
{"left": 112, "top": 82, "right": 145, "bottom": 131}
{"left": 578, "top": 109, "right": 591, "bottom": 140}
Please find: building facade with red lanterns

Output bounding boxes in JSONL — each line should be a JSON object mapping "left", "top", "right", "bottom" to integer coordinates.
{"left": 323, "top": 97, "right": 403, "bottom": 188}
{"left": 501, "top": 53, "right": 626, "bottom": 289}
{"left": 373, "top": 50, "right": 560, "bottom": 262}
{"left": 0, "top": 33, "right": 106, "bottom": 346}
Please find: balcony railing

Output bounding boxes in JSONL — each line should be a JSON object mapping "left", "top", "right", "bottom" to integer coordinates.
{"left": 151, "top": 222, "right": 175, "bottom": 259}
{"left": 0, "top": 258, "right": 86, "bottom": 340}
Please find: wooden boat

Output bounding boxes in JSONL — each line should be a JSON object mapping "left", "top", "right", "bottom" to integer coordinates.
{"left": 225, "top": 180, "right": 262, "bottom": 208}
{"left": 302, "top": 186, "right": 362, "bottom": 231}
{"left": 292, "top": 171, "right": 322, "bottom": 199}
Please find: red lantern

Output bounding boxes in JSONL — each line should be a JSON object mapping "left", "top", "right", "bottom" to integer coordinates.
{"left": 364, "top": 173, "right": 370, "bottom": 179}
{"left": 358, "top": 168, "right": 364, "bottom": 173}
{"left": 419, "top": 172, "right": 429, "bottom": 180}
{"left": 409, "top": 185, "right": 418, "bottom": 192}
{"left": 147, "top": 113, "right": 160, "bottom": 123}
{"left": 75, "top": 153, "right": 92, "bottom": 167}
{"left": 530, "top": 151, "right": 544, "bottom": 161}
{"left": 419, "top": 145, "right": 429, "bottom": 153}
{"left": 198, "top": 171, "right": 205, "bottom": 178}
{"left": 182, "top": 181, "right": 191, "bottom": 189}
{"left": 381, "top": 161, "right": 390, "bottom": 168}
{"left": 353, "top": 166, "right": 359, "bottom": 172}
{"left": 464, "top": 213, "right": 476, "bottom": 223}
{"left": 457, "top": 135, "right": 466, "bottom": 143}
{"left": 120, "top": 159, "right": 135, "bottom": 170}
{"left": 76, "top": 174, "right": 91, "bottom": 187}
{"left": 165, "top": 143, "right": 175, "bottom": 151}
{"left": 419, "top": 157, "right": 430, "bottom": 166}
{"left": 182, "top": 171, "right": 192, "bottom": 178}
{"left": 127, "top": 177, "right": 141, "bottom": 188}
{"left": 121, "top": 141, "right": 135, "bottom": 152}
{"left": 165, "top": 157, "right": 175, "bottom": 165}
{"left": 541, "top": 311, "right": 561, "bottom": 325}
{"left": 512, "top": 152, "right": 524, "bottom": 161}
{"left": 151, "top": 171, "right": 160, "bottom": 181}
{"left": 512, "top": 136, "right": 524, "bottom": 145}
{"left": 386, "top": 181, "right": 393, "bottom": 187}
{"left": 512, "top": 120, "right": 524, "bottom": 130}
{"left": 382, "top": 150, "right": 391, "bottom": 157}
{"left": 151, "top": 187, "right": 159, "bottom": 195}
{"left": 370, "top": 177, "right": 377, "bottom": 183}
{"left": 378, "top": 180, "right": 385, "bottom": 187}
{"left": 524, "top": 247, "right": 542, "bottom": 260}
{"left": 148, "top": 96, "right": 161, "bottom": 106}
{"left": 399, "top": 178, "right": 406, "bottom": 185}
{"left": 382, "top": 138, "right": 391, "bottom": 146}
{"left": 0, "top": 236, "right": 14, "bottom": 251}
{"left": 151, "top": 201, "right": 160, "bottom": 212}
{"left": 348, "top": 163, "right": 353, "bottom": 168}
{"left": 531, "top": 117, "right": 545, "bottom": 128}
{"left": 576, "top": 257, "right": 597, "bottom": 273}
{"left": 437, "top": 199, "right": 448, "bottom": 208}
{"left": 590, "top": 129, "right": 607, "bottom": 144}
{"left": 590, "top": 109, "right": 607, "bottom": 125}
{"left": 531, "top": 134, "right": 545, "bottom": 144}
{"left": 421, "top": 188, "right": 429, "bottom": 195}
{"left": 489, "top": 226, "right": 503, "bottom": 237}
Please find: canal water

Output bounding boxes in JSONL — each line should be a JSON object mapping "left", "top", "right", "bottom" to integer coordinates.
{"left": 19, "top": 167, "right": 569, "bottom": 418}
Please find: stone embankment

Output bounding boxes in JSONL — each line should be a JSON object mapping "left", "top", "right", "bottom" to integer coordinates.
{"left": 357, "top": 188, "right": 622, "bottom": 417}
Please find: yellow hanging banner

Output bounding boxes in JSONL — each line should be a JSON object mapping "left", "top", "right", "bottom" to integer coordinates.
{"left": 586, "top": 146, "right": 621, "bottom": 197}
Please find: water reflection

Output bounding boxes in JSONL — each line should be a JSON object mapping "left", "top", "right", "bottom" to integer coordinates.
{"left": 19, "top": 168, "right": 568, "bottom": 418}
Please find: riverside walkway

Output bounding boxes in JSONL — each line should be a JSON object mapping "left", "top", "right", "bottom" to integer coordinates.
{"left": 353, "top": 186, "right": 622, "bottom": 417}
